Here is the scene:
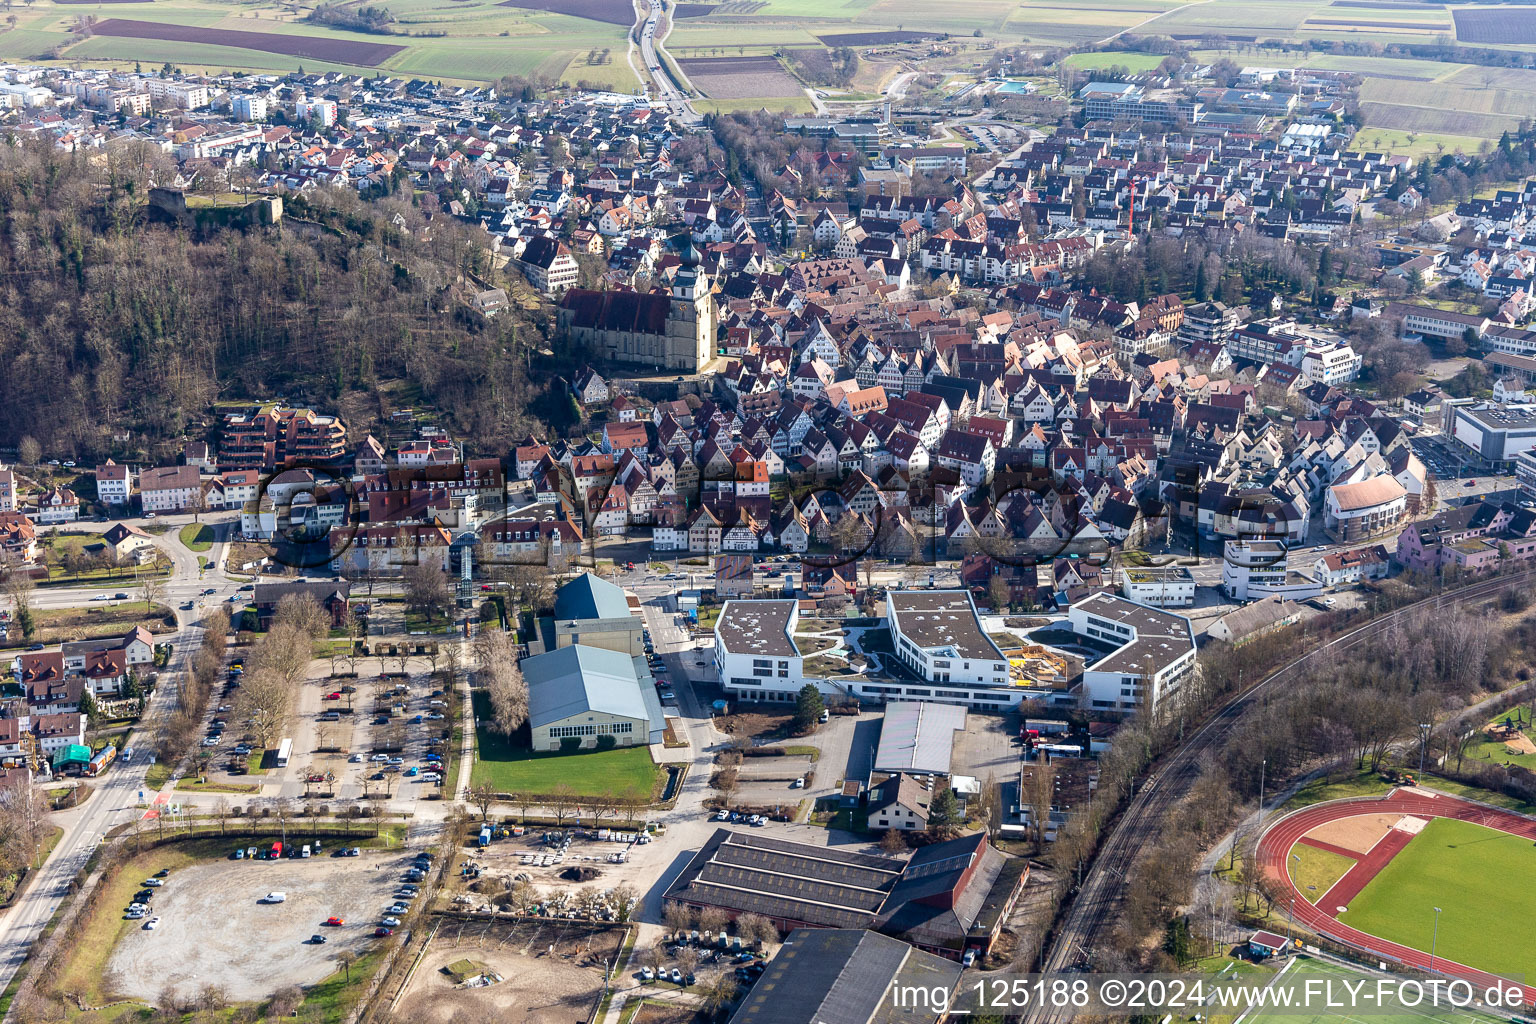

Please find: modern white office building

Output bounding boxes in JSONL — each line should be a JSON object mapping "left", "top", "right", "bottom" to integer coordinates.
{"left": 714, "top": 600, "right": 808, "bottom": 703}
{"left": 1066, "top": 592, "right": 1196, "bottom": 713}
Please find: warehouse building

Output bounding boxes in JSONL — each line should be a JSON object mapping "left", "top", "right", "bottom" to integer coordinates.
{"left": 524, "top": 644, "right": 665, "bottom": 751}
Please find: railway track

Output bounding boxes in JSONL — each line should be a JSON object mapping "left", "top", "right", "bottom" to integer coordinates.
{"left": 1028, "top": 569, "right": 1535, "bottom": 1023}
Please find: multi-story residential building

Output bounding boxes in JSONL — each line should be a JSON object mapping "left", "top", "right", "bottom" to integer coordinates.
{"left": 1066, "top": 592, "right": 1196, "bottom": 713}
{"left": 0, "top": 466, "right": 14, "bottom": 513}
{"left": 95, "top": 461, "right": 132, "bottom": 507}
{"left": 295, "top": 99, "right": 337, "bottom": 127}
{"left": 138, "top": 466, "right": 203, "bottom": 513}
{"left": 1326, "top": 475, "right": 1409, "bottom": 542}
{"left": 146, "top": 79, "right": 208, "bottom": 109}
{"left": 517, "top": 235, "right": 580, "bottom": 294}
{"left": 1220, "top": 538, "right": 1324, "bottom": 601}
{"left": 329, "top": 521, "right": 451, "bottom": 574}
{"left": 0, "top": 511, "right": 36, "bottom": 562}
{"left": 1517, "top": 448, "right": 1536, "bottom": 504}
{"left": 1300, "top": 342, "right": 1363, "bottom": 385}
{"left": 231, "top": 94, "right": 269, "bottom": 121}
{"left": 1118, "top": 566, "right": 1195, "bottom": 608}
{"left": 1177, "top": 300, "right": 1242, "bottom": 348}
{"left": 220, "top": 403, "right": 348, "bottom": 472}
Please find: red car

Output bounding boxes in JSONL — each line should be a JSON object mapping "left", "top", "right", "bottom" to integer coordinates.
{"left": 374, "top": 927, "right": 393, "bottom": 938}
{"left": 324, "top": 916, "right": 344, "bottom": 927}
{"left": 324, "top": 692, "right": 342, "bottom": 700}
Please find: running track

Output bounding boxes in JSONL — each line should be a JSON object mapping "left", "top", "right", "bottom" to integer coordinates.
{"left": 1257, "top": 788, "right": 1536, "bottom": 1006}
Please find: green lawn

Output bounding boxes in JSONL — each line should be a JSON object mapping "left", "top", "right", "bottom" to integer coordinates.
{"left": 1238, "top": 957, "right": 1512, "bottom": 1024}
{"left": 1286, "top": 842, "right": 1356, "bottom": 904}
{"left": 179, "top": 523, "right": 214, "bottom": 552}
{"left": 1061, "top": 50, "right": 1168, "bottom": 72}
{"left": 1337, "top": 818, "right": 1536, "bottom": 979}
{"left": 471, "top": 707, "right": 658, "bottom": 800}
{"left": 1283, "top": 769, "right": 1393, "bottom": 811}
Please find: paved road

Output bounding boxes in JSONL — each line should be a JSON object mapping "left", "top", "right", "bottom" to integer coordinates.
{"left": 635, "top": 0, "right": 701, "bottom": 126}
{"left": 0, "top": 516, "right": 231, "bottom": 997}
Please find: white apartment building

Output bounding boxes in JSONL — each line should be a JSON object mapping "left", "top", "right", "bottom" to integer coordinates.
{"left": 138, "top": 466, "right": 203, "bottom": 513}
{"left": 1300, "top": 343, "right": 1363, "bottom": 385}
{"left": 1220, "top": 538, "right": 1324, "bottom": 602}
{"left": 1118, "top": 566, "right": 1196, "bottom": 608}
{"left": 1067, "top": 592, "right": 1196, "bottom": 713}
{"left": 95, "top": 462, "right": 132, "bottom": 507}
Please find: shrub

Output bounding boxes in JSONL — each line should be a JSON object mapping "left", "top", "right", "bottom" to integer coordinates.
{"left": 595, "top": 734, "right": 617, "bottom": 751}
{"left": 559, "top": 737, "right": 582, "bottom": 754}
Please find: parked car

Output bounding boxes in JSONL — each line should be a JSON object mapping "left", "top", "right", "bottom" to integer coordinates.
{"left": 374, "top": 927, "right": 393, "bottom": 938}
{"left": 311, "top": 934, "right": 328, "bottom": 945}
{"left": 381, "top": 916, "right": 401, "bottom": 927}
{"left": 324, "top": 916, "right": 344, "bottom": 926}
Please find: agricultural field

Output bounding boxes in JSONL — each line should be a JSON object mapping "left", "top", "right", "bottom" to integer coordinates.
{"left": 1357, "top": 70, "right": 1536, "bottom": 141}
{"left": 88, "top": 17, "right": 406, "bottom": 64}
{"left": 675, "top": 54, "right": 804, "bottom": 98}
{"left": 21, "top": 0, "right": 635, "bottom": 85}
{"left": 497, "top": 0, "right": 633, "bottom": 26}
{"left": 1452, "top": 7, "right": 1536, "bottom": 45}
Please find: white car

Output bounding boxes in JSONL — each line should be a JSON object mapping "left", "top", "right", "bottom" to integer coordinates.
{"left": 142, "top": 878, "right": 164, "bottom": 887}
{"left": 370, "top": 754, "right": 389, "bottom": 762}
{"left": 144, "top": 917, "right": 161, "bottom": 930}
{"left": 262, "top": 892, "right": 287, "bottom": 904}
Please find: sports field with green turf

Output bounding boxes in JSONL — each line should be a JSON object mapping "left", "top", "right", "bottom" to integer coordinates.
{"left": 1236, "top": 957, "right": 1515, "bottom": 1024}
{"left": 1287, "top": 842, "right": 1355, "bottom": 904}
{"left": 1336, "top": 817, "right": 1536, "bottom": 980}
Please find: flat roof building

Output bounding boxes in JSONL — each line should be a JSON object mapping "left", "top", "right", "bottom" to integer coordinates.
{"left": 885, "top": 590, "right": 1016, "bottom": 708}
{"left": 1451, "top": 401, "right": 1536, "bottom": 467}
{"left": 873, "top": 701, "right": 967, "bottom": 778}
{"left": 714, "top": 599, "right": 808, "bottom": 703}
{"left": 1065, "top": 592, "right": 1196, "bottom": 713}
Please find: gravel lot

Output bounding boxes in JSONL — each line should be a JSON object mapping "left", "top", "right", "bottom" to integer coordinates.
{"left": 394, "top": 918, "right": 624, "bottom": 1024}
{"left": 104, "top": 850, "right": 406, "bottom": 1002}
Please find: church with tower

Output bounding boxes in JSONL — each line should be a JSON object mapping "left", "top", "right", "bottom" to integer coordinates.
{"left": 555, "top": 241, "right": 716, "bottom": 374}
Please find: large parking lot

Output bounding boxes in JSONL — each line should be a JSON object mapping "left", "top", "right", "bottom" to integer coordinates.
{"left": 104, "top": 849, "right": 412, "bottom": 1003}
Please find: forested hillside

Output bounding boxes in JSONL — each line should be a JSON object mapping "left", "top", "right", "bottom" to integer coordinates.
{"left": 0, "top": 139, "right": 558, "bottom": 462}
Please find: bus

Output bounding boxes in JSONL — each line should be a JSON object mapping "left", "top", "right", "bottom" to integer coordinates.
{"left": 275, "top": 738, "right": 292, "bottom": 768}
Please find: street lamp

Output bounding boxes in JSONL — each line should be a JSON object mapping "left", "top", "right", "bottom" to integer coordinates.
{"left": 1429, "top": 906, "right": 1442, "bottom": 973}
{"left": 1257, "top": 759, "right": 1268, "bottom": 833}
